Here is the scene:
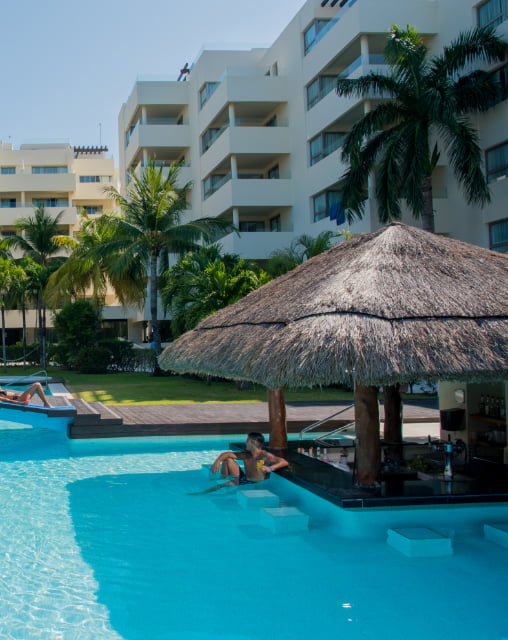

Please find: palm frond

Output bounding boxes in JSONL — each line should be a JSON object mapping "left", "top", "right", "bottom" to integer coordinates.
{"left": 440, "top": 116, "right": 490, "bottom": 207}
{"left": 453, "top": 70, "right": 504, "bottom": 113}
{"left": 436, "top": 26, "right": 508, "bottom": 75}
{"left": 337, "top": 72, "right": 401, "bottom": 99}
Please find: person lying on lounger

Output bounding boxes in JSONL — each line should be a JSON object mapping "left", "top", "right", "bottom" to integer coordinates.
{"left": 190, "top": 432, "right": 288, "bottom": 494}
{"left": 0, "top": 382, "right": 52, "bottom": 408}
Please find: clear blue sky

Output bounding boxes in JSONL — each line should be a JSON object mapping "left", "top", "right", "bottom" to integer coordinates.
{"left": 0, "top": 0, "right": 304, "bottom": 162}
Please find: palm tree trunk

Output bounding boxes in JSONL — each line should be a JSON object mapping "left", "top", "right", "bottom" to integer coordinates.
{"left": 22, "top": 302, "right": 27, "bottom": 369}
{"left": 149, "top": 250, "right": 166, "bottom": 377}
{"left": 37, "top": 291, "right": 44, "bottom": 368}
{"left": 421, "top": 175, "right": 435, "bottom": 233}
{"left": 41, "top": 303, "right": 47, "bottom": 369}
{"left": 1, "top": 306, "right": 6, "bottom": 373}
{"left": 150, "top": 251, "right": 161, "bottom": 355}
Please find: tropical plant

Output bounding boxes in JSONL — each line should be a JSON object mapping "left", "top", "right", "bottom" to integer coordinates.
{"left": 337, "top": 24, "right": 508, "bottom": 232}
{"left": 99, "top": 159, "right": 234, "bottom": 356}
{"left": 53, "top": 300, "right": 100, "bottom": 369}
{"left": 266, "top": 230, "right": 345, "bottom": 277}
{"left": 46, "top": 212, "right": 146, "bottom": 344}
{"left": 0, "top": 259, "right": 27, "bottom": 370}
{"left": 161, "top": 245, "right": 270, "bottom": 337}
{"left": 3, "top": 206, "right": 67, "bottom": 366}
{"left": 5, "top": 258, "right": 43, "bottom": 365}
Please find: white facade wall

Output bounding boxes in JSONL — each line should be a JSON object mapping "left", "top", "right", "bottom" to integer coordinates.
{"left": 118, "top": 0, "right": 508, "bottom": 260}
{"left": 0, "top": 141, "right": 125, "bottom": 335}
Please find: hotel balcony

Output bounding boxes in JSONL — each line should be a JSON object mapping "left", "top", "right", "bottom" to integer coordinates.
{"left": 200, "top": 125, "right": 290, "bottom": 177}
{"left": 0, "top": 205, "right": 79, "bottom": 226}
{"left": 219, "top": 230, "right": 295, "bottom": 260}
{"left": 124, "top": 123, "right": 190, "bottom": 170}
{"left": 122, "top": 80, "right": 189, "bottom": 133}
{"left": 199, "top": 73, "right": 288, "bottom": 127}
{"left": 306, "top": 61, "right": 390, "bottom": 138}
{"left": 0, "top": 171, "right": 76, "bottom": 192}
{"left": 482, "top": 176, "right": 508, "bottom": 225}
{"left": 303, "top": 0, "right": 438, "bottom": 80}
{"left": 202, "top": 178, "right": 292, "bottom": 218}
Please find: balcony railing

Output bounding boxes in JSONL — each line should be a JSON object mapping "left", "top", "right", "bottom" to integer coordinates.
{"left": 338, "top": 53, "right": 386, "bottom": 78}
{"left": 305, "top": 0, "right": 359, "bottom": 55}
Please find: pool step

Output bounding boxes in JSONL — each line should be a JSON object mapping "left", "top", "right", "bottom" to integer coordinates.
{"left": 71, "top": 399, "right": 123, "bottom": 426}
{"left": 237, "top": 489, "right": 280, "bottom": 510}
{"left": 260, "top": 506, "right": 309, "bottom": 533}
{"left": 387, "top": 527, "right": 453, "bottom": 557}
{"left": 484, "top": 523, "right": 508, "bottom": 548}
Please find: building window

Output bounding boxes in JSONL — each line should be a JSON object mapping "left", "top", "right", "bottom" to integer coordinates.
{"left": 312, "top": 190, "right": 342, "bottom": 222}
{"left": 203, "top": 173, "right": 230, "bottom": 199}
{"left": 304, "top": 19, "right": 330, "bottom": 55}
{"left": 486, "top": 141, "right": 508, "bottom": 182}
{"left": 79, "top": 175, "right": 111, "bottom": 183}
{"left": 270, "top": 215, "right": 281, "bottom": 231}
{"left": 201, "top": 127, "right": 225, "bottom": 154}
{"left": 307, "top": 75, "right": 336, "bottom": 109}
{"left": 32, "top": 198, "right": 69, "bottom": 208}
{"left": 199, "top": 82, "right": 219, "bottom": 109}
{"left": 0, "top": 198, "right": 16, "bottom": 208}
{"left": 309, "top": 132, "right": 343, "bottom": 166}
{"left": 491, "top": 63, "right": 508, "bottom": 105}
{"left": 239, "top": 221, "right": 265, "bottom": 232}
{"left": 1, "top": 230, "right": 16, "bottom": 237}
{"left": 82, "top": 206, "right": 103, "bottom": 215}
{"left": 265, "top": 115, "right": 277, "bottom": 127}
{"left": 1, "top": 167, "right": 15, "bottom": 174}
{"left": 267, "top": 165, "right": 280, "bottom": 179}
{"left": 477, "top": 0, "right": 507, "bottom": 27}
{"left": 490, "top": 219, "right": 508, "bottom": 252}
{"left": 32, "top": 166, "right": 68, "bottom": 174}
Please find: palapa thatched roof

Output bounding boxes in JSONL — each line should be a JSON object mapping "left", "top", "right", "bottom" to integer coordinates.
{"left": 159, "top": 223, "right": 508, "bottom": 388}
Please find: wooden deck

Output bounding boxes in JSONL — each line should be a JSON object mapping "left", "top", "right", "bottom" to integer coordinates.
{"left": 64, "top": 398, "right": 439, "bottom": 439}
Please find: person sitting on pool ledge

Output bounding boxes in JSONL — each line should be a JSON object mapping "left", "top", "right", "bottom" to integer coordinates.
{"left": 191, "top": 432, "right": 288, "bottom": 494}
{"left": 0, "top": 382, "right": 52, "bottom": 408}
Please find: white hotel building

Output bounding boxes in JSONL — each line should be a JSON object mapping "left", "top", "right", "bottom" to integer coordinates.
{"left": 119, "top": 0, "right": 508, "bottom": 260}
{"left": 0, "top": 142, "right": 134, "bottom": 343}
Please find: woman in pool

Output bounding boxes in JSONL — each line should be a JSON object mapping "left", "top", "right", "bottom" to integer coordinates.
{"left": 0, "top": 382, "right": 52, "bottom": 408}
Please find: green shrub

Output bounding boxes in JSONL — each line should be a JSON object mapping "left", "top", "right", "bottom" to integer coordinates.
{"left": 76, "top": 346, "right": 112, "bottom": 374}
{"left": 99, "top": 339, "right": 135, "bottom": 371}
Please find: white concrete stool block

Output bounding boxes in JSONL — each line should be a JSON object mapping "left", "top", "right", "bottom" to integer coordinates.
{"left": 387, "top": 527, "right": 453, "bottom": 557}
{"left": 237, "top": 489, "right": 280, "bottom": 510}
{"left": 260, "top": 506, "right": 309, "bottom": 533}
{"left": 484, "top": 523, "right": 508, "bottom": 548}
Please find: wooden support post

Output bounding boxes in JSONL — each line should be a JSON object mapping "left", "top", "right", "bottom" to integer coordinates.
{"left": 354, "top": 384, "right": 381, "bottom": 487}
{"left": 383, "top": 383, "right": 403, "bottom": 463}
{"left": 267, "top": 387, "right": 288, "bottom": 451}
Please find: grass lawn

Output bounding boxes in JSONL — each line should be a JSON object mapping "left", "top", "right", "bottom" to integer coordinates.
{"left": 7, "top": 367, "right": 436, "bottom": 406}
{"left": 11, "top": 367, "right": 354, "bottom": 405}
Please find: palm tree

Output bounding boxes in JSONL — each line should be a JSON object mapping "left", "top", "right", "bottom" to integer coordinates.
{"left": 0, "top": 259, "right": 27, "bottom": 371}
{"left": 266, "top": 230, "right": 345, "bottom": 277}
{"left": 337, "top": 25, "right": 508, "bottom": 232}
{"left": 4, "top": 206, "right": 66, "bottom": 367}
{"left": 101, "top": 159, "right": 233, "bottom": 356}
{"left": 5, "top": 257, "right": 43, "bottom": 366}
{"left": 46, "top": 212, "right": 146, "bottom": 344}
{"left": 161, "top": 245, "right": 270, "bottom": 337}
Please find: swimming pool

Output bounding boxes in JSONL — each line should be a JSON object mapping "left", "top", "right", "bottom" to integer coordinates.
{"left": 1, "top": 422, "right": 507, "bottom": 640}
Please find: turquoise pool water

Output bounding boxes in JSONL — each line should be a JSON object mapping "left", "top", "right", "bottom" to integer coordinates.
{"left": 1, "top": 422, "right": 507, "bottom": 640}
